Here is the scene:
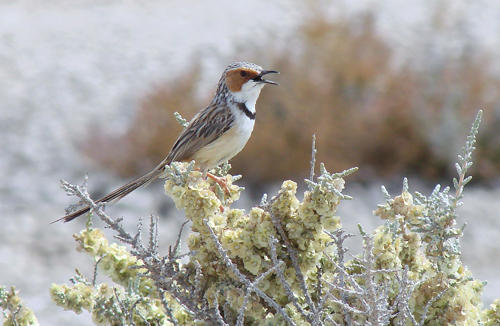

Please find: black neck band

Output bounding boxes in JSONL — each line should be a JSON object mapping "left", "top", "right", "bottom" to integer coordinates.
{"left": 237, "top": 102, "right": 256, "bottom": 120}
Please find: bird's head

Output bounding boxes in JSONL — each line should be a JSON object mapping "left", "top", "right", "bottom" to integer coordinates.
{"left": 222, "top": 62, "right": 279, "bottom": 104}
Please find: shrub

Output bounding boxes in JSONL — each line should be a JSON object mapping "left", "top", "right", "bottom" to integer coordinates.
{"left": 13, "top": 110, "right": 490, "bottom": 325}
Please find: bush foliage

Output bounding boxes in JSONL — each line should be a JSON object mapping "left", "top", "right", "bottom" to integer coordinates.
{"left": 3, "top": 110, "right": 498, "bottom": 325}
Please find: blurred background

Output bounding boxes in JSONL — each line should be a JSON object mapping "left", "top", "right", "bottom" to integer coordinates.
{"left": 1, "top": 0, "right": 500, "bottom": 324}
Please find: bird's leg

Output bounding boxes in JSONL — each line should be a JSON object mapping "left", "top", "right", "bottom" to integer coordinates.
{"left": 197, "top": 170, "right": 227, "bottom": 212}
{"left": 206, "top": 172, "right": 231, "bottom": 195}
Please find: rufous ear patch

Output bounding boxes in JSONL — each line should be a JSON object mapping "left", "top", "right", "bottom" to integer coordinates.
{"left": 225, "top": 68, "right": 259, "bottom": 92}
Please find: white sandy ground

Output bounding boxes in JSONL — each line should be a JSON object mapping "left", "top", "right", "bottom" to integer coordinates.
{"left": 1, "top": 1, "right": 500, "bottom": 324}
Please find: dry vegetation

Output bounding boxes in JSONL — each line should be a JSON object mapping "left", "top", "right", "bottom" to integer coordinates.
{"left": 84, "top": 9, "right": 500, "bottom": 185}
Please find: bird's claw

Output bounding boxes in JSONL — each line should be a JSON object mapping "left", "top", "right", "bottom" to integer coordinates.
{"left": 206, "top": 172, "right": 231, "bottom": 195}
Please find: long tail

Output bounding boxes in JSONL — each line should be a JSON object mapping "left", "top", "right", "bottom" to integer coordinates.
{"left": 53, "top": 167, "right": 165, "bottom": 223}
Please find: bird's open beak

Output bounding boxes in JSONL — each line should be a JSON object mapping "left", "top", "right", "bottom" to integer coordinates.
{"left": 253, "top": 70, "right": 279, "bottom": 85}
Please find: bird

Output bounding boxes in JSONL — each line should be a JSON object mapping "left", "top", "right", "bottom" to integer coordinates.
{"left": 55, "top": 61, "right": 279, "bottom": 223}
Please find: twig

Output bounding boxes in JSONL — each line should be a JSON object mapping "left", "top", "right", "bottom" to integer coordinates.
{"left": 452, "top": 109, "right": 482, "bottom": 208}
{"left": 392, "top": 267, "right": 420, "bottom": 326}
{"left": 326, "top": 229, "right": 354, "bottom": 326}
{"left": 174, "top": 111, "right": 189, "bottom": 128}
{"left": 269, "top": 236, "right": 308, "bottom": 320}
{"left": 418, "top": 286, "right": 449, "bottom": 326}
{"left": 310, "top": 134, "right": 317, "bottom": 182}
{"left": 193, "top": 260, "right": 203, "bottom": 300}
{"left": 92, "top": 256, "right": 105, "bottom": 287}
{"left": 60, "top": 179, "right": 138, "bottom": 247}
{"left": 212, "top": 295, "right": 229, "bottom": 326}
{"left": 236, "top": 289, "right": 253, "bottom": 326}
{"left": 159, "top": 289, "right": 179, "bottom": 326}
{"left": 170, "top": 221, "right": 189, "bottom": 259}
{"left": 10, "top": 305, "right": 20, "bottom": 326}
{"left": 113, "top": 288, "right": 131, "bottom": 326}
{"left": 148, "top": 215, "right": 159, "bottom": 254}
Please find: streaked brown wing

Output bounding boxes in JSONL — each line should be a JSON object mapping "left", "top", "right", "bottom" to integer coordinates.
{"left": 165, "top": 103, "right": 235, "bottom": 164}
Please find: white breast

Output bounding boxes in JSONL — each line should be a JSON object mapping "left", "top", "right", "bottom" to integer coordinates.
{"left": 191, "top": 103, "right": 255, "bottom": 169}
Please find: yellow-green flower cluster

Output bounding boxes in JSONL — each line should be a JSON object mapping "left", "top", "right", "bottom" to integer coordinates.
{"left": 164, "top": 163, "right": 344, "bottom": 322}
{"left": 50, "top": 228, "right": 174, "bottom": 325}
{"left": 73, "top": 228, "right": 154, "bottom": 294}
{"left": 50, "top": 282, "right": 94, "bottom": 314}
{"left": 483, "top": 299, "right": 500, "bottom": 326}
{"left": 369, "top": 225, "right": 429, "bottom": 276}
{"left": 373, "top": 190, "right": 486, "bottom": 325}
{"left": 0, "top": 286, "right": 39, "bottom": 326}
{"left": 374, "top": 191, "right": 424, "bottom": 226}
{"left": 93, "top": 284, "right": 166, "bottom": 326}
{"left": 409, "top": 274, "right": 484, "bottom": 326}
{"left": 51, "top": 282, "right": 169, "bottom": 326}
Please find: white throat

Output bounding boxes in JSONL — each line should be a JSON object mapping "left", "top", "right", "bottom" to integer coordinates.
{"left": 230, "top": 81, "right": 265, "bottom": 113}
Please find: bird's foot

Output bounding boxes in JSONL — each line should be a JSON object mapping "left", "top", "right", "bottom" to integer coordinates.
{"left": 206, "top": 172, "right": 231, "bottom": 195}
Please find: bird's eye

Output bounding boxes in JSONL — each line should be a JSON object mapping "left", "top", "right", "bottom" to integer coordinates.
{"left": 240, "top": 71, "right": 247, "bottom": 77}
